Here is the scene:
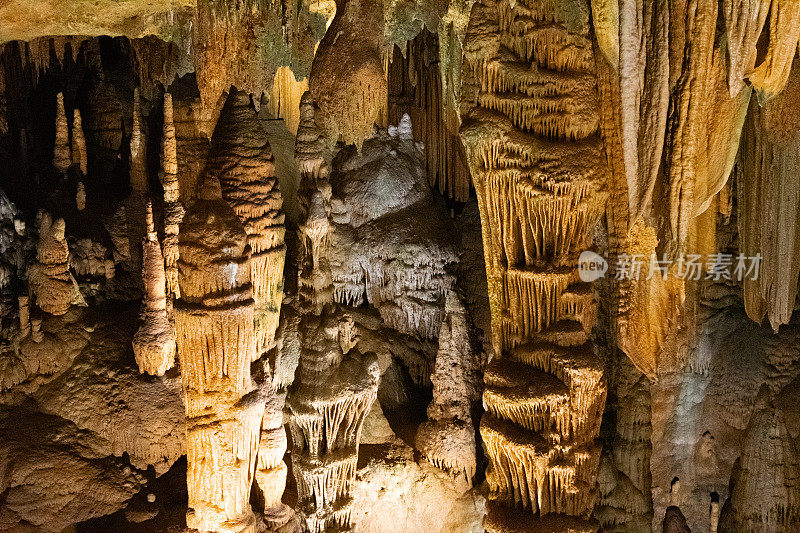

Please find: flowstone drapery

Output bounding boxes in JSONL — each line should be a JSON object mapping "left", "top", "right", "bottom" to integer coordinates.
{"left": 460, "top": 0, "right": 608, "bottom": 529}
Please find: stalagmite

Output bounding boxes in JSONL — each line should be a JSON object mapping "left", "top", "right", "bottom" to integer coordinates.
{"left": 71, "top": 108, "right": 87, "bottom": 175}
{"left": 132, "top": 203, "right": 176, "bottom": 376}
{"left": 726, "top": 390, "right": 800, "bottom": 531}
{"left": 174, "top": 174, "right": 264, "bottom": 533}
{"left": 210, "top": 89, "right": 286, "bottom": 356}
{"left": 295, "top": 92, "right": 329, "bottom": 180}
{"left": 75, "top": 182, "right": 85, "bottom": 211}
{"left": 161, "top": 93, "right": 184, "bottom": 301}
{"left": 308, "top": 0, "right": 387, "bottom": 147}
{"left": 749, "top": 0, "right": 800, "bottom": 104}
{"left": 53, "top": 93, "right": 71, "bottom": 174}
{"left": 288, "top": 312, "right": 380, "bottom": 532}
{"left": 28, "top": 214, "right": 73, "bottom": 316}
{"left": 738, "top": 58, "right": 800, "bottom": 330}
{"left": 416, "top": 290, "right": 482, "bottom": 483}
{"left": 663, "top": 506, "right": 691, "bottom": 533}
{"left": 18, "top": 294, "right": 30, "bottom": 337}
{"left": 30, "top": 316, "right": 43, "bottom": 343}
{"left": 460, "top": 0, "right": 608, "bottom": 528}
{"left": 254, "top": 387, "right": 293, "bottom": 529}
{"left": 125, "top": 88, "right": 148, "bottom": 269}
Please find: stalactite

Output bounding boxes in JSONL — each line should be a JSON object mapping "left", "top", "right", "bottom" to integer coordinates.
{"left": 416, "top": 290, "right": 483, "bottom": 484}
{"left": 589, "top": 0, "right": 619, "bottom": 70}
{"left": 28, "top": 213, "right": 73, "bottom": 316}
{"left": 132, "top": 203, "right": 176, "bottom": 377}
{"left": 460, "top": 0, "right": 608, "bottom": 529}
{"left": 269, "top": 66, "right": 309, "bottom": 135}
{"left": 71, "top": 108, "right": 87, "bottom": 175}
{"left": 665, "top": 0, "right": 717, "bottom": 249}
{"left": 724, "top": 0, "right": 770, "bottom": 97}
{"left": 738, "top": 58, "right": 800, "bottom": 330}
{"left": 308, "top": 0, "right": 388, "bottom": 148}
{"left": 388, "top": 30, "right": 471, "bottom": 202}
{"left": 749, "top": 0, "right": 800, "bottom": 104}
{"left": 125, "top": 88, "right": 148, "bottom": 271}
{"left": 53, "top": 93, "right": 71, "bottom": 174}
{"left": 174, "top": 174, "right": 263, "bottom": 533}
{"left": 618, "top": 0, "right": 669, "bottom": 224}
{"left": 210, "top": 89, "right": 286, "bottom": 356}
{"left": 161, "top": 93, "right": 184, "bottom": 301}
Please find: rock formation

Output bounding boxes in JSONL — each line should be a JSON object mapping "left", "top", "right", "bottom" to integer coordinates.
{"left": 416, "top": 290, "right": 482, "bottom": 483}
{"left": 308, "top": 0, "right": 387, "bottom": 147}
{"left": 210, "top": 89, "right": 287, "bottom": 355}
{"left": 132, "top": 203, "right": 176, "bottom": 376}
{"left": 28, "top": 214, "right": 73, "bottom": 316}
{"left": 161, "top": 93, "right": 184, "bottom": 301}
{"left": 287, "top": 311, "right": 380, "bottom": 532}
{"left": 53, "top": 92, "right": 72, "bottom": 175}
{"left": 71, "top": 108, "right": 87, "bottom": 175}
{"left": 460, "top": 0, "right": 608, "bottom": 529}
{"left": 174, "top": 174, "right": 264, "bottom": 533}
{"left": 723, "top": 389, "right": 800, "bottom": 532}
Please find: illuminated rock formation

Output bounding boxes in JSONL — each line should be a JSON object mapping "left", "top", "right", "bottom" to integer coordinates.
{"left": 387, "top": 30, "right": 471, "bottom": 202}
{"left": 300, "top": 119, "right": 458, "bottom": 340}
{"left": 53, "top": 93, "right": 71, "bottom": 174}
{"left": 210, "top": 89, "right": 286, "bottom": 355}
{"left": 71, "top": 109, "right": 87, "bottom": 175}
{"left": 416, "top": 290, "right": 482, "bottom": 483}
{"left": 724, "top": 390, "right": 800, "bottom": 531}
{"left": 174, "top": 174, "right": 263, "bottom": 533}
{"left": 18, "top": 294, "right": 30, "bottom": 338}
{"left": 29, "top": 214, "right": 73, "bottom": 316}
{"left": 125, "top": 88, "right": 148, "bottom": 270}
{"left": 296, "top": 92, "right": 329, "bottom": 180}
{"left": 748, "top": 0, "right": 800, "bottom": 104}
{"left": 254, "top": 386, "right": 293, "bottom": 529}
{"left": 132, "top": 203, "right": 176, "bottom": 376}
{"left": 308, "top": 0, "right": 387, "bottom": 147}
{"left": 287, "top": 311, "right": 380, "bottom": 532}
{"left": 738, "top": 58, "right": 800, "bottom": 331}
{"left": 460, "top": 0, "right": 607, "bottom": 529}
{"left": 161, "top": 93, "right": 184, "bottom": 301}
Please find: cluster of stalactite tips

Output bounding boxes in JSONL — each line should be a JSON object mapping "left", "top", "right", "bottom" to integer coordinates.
{"left": 6, "top": 0, "right": 800, "bottom": 532}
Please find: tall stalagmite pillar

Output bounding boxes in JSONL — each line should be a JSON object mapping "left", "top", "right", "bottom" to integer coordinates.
{"left": 460, "top": 0, "right": 608, "bottom": 530}
{"left": 132, "top": 203, "right": 176, "bottom": 376}
{"left": 174, "top": 175, "right": 264, "bottom": 533}
{"left": 53, "top": 93, "right": 71, "bottom": 174}
{"left": 206, "top": 88, "right": 291, "bottom": 528}
{"left": 162, "top": 93, "right": 185, "bottom": 301}
{"left": 210, "top": 89, "right": 287, "bottom": 356}
{"left": 288, "top": 93, "right": 379, "bottom": 532}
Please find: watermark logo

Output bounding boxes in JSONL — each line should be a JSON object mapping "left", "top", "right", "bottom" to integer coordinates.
{"left": 578, "top": 251, "right": 608, "bottom": 282}
{"left": 578, "top": 252, "right": 762, "bottom": 281}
